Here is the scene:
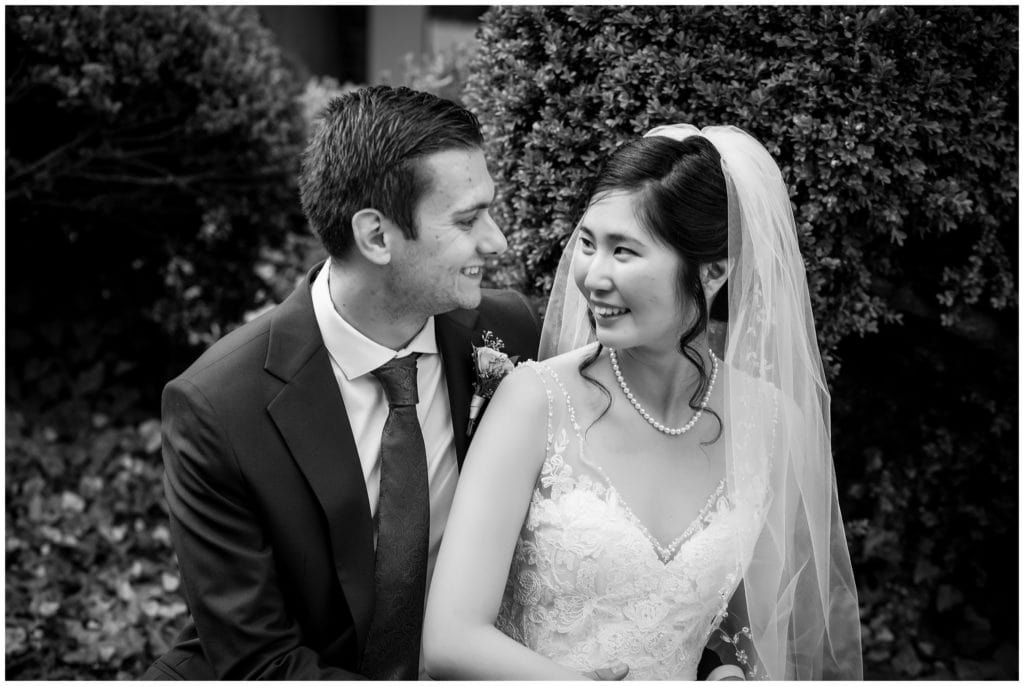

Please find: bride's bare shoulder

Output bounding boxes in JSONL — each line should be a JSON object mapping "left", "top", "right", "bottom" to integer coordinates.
{"left": 528, "top": 344, "right": 611, "bottom": 417}
{"left": 534, "top": 342, "right": 603, "bottom": 379}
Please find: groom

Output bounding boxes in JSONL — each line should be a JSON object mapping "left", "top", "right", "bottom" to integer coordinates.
{"left": 143, "top": 86, "right": 541, "bottom": 679}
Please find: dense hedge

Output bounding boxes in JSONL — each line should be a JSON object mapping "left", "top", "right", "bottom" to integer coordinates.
{"left": 5, "top": 409, "right": 185, "bottom": 678}
{"left": 6, "top": 6, "right": 308, "bottom": 431}
{"left": 6, "top": 6, "right": 311, "bottom": 678}
{"left": 466, "top": 5, "right": 1016, "bottom": 371}
{"left": 465, "top": 6, "right": 1017, "bottom": 679}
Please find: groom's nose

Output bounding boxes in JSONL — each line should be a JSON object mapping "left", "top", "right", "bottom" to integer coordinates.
{"left": 477, "top": 212, "right": 507, "bottom": 255}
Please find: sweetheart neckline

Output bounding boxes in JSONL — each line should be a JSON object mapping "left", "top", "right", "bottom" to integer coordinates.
{"left": 533, "top": 474, "right": 729, "bottom": 566}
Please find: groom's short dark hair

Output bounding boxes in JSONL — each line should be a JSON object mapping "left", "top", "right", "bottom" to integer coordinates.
{"left": 299, "top": 85, "right": 484, "bottom": 258}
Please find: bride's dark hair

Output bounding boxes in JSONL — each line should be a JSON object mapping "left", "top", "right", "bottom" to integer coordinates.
{"left": 578, "top": 135, "right": 729, "bottom": 439}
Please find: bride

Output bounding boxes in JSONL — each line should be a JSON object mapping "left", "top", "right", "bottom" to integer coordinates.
{"left": 423, "top": 125, "right": 862, "bottom": 680}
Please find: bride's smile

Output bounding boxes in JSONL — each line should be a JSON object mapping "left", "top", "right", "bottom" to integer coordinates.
{"left": 572, "top": 190, "right": 693, "bottom": 353}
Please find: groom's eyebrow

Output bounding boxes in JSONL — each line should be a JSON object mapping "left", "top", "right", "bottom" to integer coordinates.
{"left": 452, "top": 200, "right": 490, "bottom": 216}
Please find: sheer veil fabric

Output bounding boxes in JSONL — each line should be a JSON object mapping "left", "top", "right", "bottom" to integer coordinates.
{"left": 538, "top": 124, "right": 862, "bottom": 679}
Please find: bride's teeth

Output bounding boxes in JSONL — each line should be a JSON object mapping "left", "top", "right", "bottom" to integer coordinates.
{"left": 595, "top": 306, "right": 628, "bottom": 317}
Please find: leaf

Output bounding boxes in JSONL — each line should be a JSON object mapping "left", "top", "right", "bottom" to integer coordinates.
{"left": 89, "top": 429, "right": 120, "bottom": 467}
{"left": 37, "top": 599, "right": 61, "bottom": 617}
{"left": 115, "top": 579, "right": 135, "bottom": 603}
{"left": 74, "top": 363, "right": 105, "bottom": 396}
{"left": 893, "top": 644, "right": 923, "bottom": 677}
{"left": 935, "top": 585, "right": 962, "bottom": 612}
{"left": 6, "top": 626, "right": 28, "bottom": 655}
{"left": 61, "top": 491, "right": 86, "bottom": 513}
{"left": 161, "top": 572, "right": 180, "bottom": 592}
{"left": 151, "top": 524, "right": 171, "bottom": 546}
{"left": 913, "top": 558, "right": 940, "bottom": 584}
{"left": 954, "top": 657, "right": 999, "bottom": 679}
{"left": 137, "top": 419, "right": 162, "bottom": 454}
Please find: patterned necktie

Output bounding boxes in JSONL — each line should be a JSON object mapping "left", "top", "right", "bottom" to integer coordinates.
{"left": 361, "top": 353, "right": 429, "bottom": 679}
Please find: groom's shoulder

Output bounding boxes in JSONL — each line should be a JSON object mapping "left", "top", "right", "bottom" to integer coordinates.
{"left": 478, "top": 287, "right": 532, "bottom": 315}
{"left": 475, "top": 287, "right": 541, "bottom": 352}
{"left": 172, "top": 304, "right": 278, "bottom": 389}
{"left": 477, "top": 288, "right": 540, "bottom": 330}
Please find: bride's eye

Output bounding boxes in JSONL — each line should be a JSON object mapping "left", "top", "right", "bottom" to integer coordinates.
{"left": 578, "top": 236, "right": 595, "bottom": 253}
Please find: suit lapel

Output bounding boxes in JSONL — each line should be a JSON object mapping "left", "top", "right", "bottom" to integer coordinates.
{"left": 264, "top": 263, "right": 375, "bottom": 652}
{"left": 435, "top": 308, "right": 479, "bottom": 468}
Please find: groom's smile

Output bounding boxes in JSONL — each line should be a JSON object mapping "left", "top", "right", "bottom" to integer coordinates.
{"left": 387, "top": 147, "right": 507, "bottom": 315}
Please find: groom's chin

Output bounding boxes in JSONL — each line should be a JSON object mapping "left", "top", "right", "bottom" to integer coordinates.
{"left": 456, "top": 285, "right": 483, "bottom": 310}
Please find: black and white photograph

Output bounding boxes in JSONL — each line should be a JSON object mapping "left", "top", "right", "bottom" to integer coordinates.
{"left": 5, "top": 4, "right": 1018, "bottom": 680}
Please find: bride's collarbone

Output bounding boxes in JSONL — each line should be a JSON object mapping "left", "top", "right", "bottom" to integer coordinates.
{"left": 577, "top": 412, "right": 726, "bottom": 545}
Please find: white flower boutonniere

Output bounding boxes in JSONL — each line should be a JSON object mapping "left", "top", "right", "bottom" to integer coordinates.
{"left": 468, "top": 331, "right": 520, "bottom": 437}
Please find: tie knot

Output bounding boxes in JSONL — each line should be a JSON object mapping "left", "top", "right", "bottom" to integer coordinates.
{"left": 371, "top": 354, "right": 420, "bottom": 407}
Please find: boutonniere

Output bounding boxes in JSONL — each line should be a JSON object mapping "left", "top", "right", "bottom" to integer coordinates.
{"left": 468, "top": 331, "right": 519, "bottom": 437}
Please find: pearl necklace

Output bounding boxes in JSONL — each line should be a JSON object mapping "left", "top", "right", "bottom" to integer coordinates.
{"left": 608, "top": 347, "right": 719, "bottom": 436}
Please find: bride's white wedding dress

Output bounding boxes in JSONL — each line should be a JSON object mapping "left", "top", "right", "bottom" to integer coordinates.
{"left": 496, "top": 359, "right": 767, "bottom": 680}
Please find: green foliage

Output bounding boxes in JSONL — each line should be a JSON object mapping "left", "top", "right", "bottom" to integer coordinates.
{"left": 6, "top": 410, "right": 187, "bottom": 679}
{"left": 466, "top": 5, "right": 1016, "bottom": 371}
{"left": 466, "top": 5, "right": 1018, "bottom": 679}
{"left": 833, "top": 322, "right": 1017, "bottom": 680}
{"left": 6, "top": 6, "right": 308, "bottom": 426}
{"left": 400, "top": 42, "right": 478, "bottom": 105}
{"left": 5, "top": 7, "right": 312, "bottom": 677}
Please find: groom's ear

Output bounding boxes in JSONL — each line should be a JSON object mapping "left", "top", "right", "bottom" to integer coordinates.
{"left": 351, "top": 208, "right": 393, "bottom": 266}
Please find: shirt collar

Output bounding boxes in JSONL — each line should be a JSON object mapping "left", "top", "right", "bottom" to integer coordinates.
{"left": 311, "top": 261, "right": 438, "bottom": 381}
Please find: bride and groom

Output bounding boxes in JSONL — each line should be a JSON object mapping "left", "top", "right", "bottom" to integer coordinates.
{"left": 144, "top": 86, "right": 861, "bottom": 680}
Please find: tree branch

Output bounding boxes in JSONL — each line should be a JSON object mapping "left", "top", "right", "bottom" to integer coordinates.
{"left": 7, "top": 128, "right": 98, "bottom": 186}
{"left": 870, "top": 276, "right": 1013, "bottom": 357}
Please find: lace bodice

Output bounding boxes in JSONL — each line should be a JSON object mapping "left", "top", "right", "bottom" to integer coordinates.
{"left": 495, "top": 360, "right": 754, "bottom": 680}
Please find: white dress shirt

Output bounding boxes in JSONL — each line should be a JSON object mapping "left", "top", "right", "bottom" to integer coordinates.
{"left": 310, "top": 264, "right": 459, "bottom": 677}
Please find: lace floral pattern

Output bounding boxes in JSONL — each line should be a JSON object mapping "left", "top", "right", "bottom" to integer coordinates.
{"left": 496, "top": 362, "right": 754, "bottom": 680}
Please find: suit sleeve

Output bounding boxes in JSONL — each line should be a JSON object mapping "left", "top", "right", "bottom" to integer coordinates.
{"left": 699, "top": 580, "right": 751, "bottom": 679}
{"left": 511, "top": 289, "right": 543, "bottom": 339}
{"left": 697, "top": 646, "right": 725, "bottom": 679}
{"left": 162, "top": 378, "right": 363, "bottom": 679}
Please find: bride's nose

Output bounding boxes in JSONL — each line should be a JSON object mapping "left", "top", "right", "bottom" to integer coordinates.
{"left": 583, "top": 253, "right": 613, "bottom": 293}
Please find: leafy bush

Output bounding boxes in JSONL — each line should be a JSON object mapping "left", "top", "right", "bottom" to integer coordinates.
{"left": 5, "top": 409, "right": 188, "bottom": 679}
{"left": 466, "top": 5, "right": 1016, "bottom": 371}
{"left": 5, "top": 7, "right": 312, "bottom": 677}
{"left": 6, "top": 6, "right": 308, "bottom": 430}
{"left": 466, "top": 6, "right": 1017, "bottom": 679}
{"left": 400, "top": 42, "right": 478, "bottom": 105}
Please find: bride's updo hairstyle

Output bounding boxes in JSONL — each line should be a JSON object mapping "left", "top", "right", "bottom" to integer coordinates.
{"left": 579, "top": 135, "right": 729, "bottom": 435}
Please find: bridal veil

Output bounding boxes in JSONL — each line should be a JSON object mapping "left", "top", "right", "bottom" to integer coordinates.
{"left": 539, "top": 124, "right": 863, "bottom": 679}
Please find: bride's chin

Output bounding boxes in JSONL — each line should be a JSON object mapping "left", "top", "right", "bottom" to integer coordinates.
{"left": 596, "top": 333, "right": 631, "bottom": 349}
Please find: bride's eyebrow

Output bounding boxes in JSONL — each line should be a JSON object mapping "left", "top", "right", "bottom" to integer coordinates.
{"left": 578, "top": 227, "right": 645, "bottom": 248}
{"left": 605, "top": 231, "right": 641, "bottom": 245}
{"left": 585, "top": 227, "right": 642, "bottom": 246}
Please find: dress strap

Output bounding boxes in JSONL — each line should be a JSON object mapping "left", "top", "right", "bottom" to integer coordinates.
{"left": 517, "top": 361, "right": 587, "bottom": 502}
{"left": 519, "top": 361, "right": 557, "bottom": 455}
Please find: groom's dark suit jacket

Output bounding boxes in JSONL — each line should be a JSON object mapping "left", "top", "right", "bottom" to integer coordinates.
{"left": 143, "top": 262, "right": 542, "bottom": 679}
